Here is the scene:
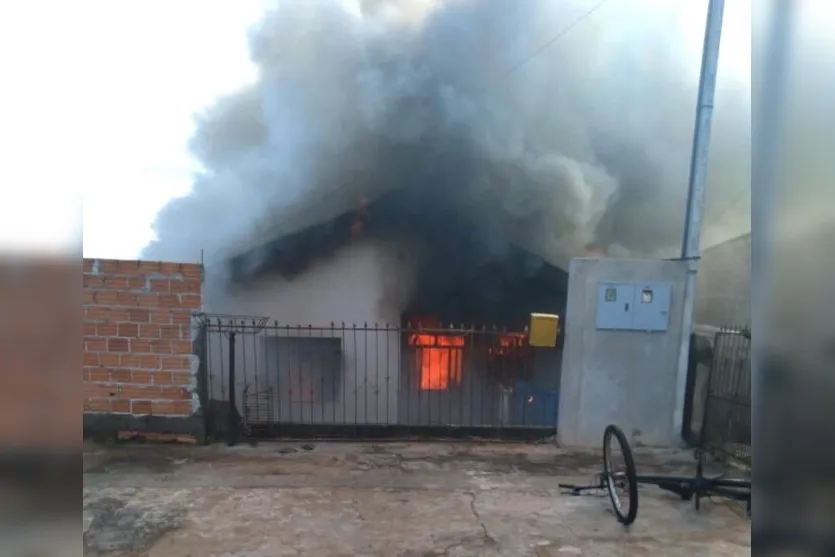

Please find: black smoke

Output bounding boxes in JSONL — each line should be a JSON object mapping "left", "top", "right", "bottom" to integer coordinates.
{"left": 142, "top": 0, "right": 751, "bottom": 284}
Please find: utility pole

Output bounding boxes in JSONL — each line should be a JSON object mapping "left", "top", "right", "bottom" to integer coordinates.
{"left": 672, "top": 0, "right": 726, "bottom": 440}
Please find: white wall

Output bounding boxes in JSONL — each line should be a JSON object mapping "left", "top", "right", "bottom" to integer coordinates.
{"left": 203, "top": 238, "right": 419, "bottom": 425}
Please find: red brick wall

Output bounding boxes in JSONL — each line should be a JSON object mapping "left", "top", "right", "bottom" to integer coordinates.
{"left": 83, "top": 258, "right": 203, "bottom": 419}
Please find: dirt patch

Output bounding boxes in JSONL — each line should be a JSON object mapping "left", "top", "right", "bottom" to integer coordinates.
{"left": 83, "top": 496, "right": 185, "bottom": 556}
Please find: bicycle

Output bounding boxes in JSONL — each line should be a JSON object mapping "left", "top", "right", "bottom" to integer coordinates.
{"left": 558, "top": 424, "right": 751, "bottom": 526}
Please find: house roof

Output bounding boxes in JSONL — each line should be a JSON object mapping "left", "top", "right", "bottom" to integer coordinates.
{"left": 227, "top": 188, "right": 570, "bottom": 283}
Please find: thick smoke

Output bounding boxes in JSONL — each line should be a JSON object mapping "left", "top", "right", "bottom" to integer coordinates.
{"left": 143, "top": 0, "right": 750, "bottom": 272}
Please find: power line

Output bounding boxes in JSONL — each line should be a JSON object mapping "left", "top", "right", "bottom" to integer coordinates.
{"left": 505, "top": 0, "right": 611, "bottom": 75}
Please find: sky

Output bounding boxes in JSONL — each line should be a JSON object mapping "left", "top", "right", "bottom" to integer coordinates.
{"left": 0, "top": 0, "right": 753, "bottom": 260}
{"left": 0, "top": 0, "right": 264, "bottom": 259}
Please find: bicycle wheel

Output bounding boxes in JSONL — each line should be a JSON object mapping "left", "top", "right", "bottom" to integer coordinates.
{"left": 602, "top": 424, "right": 639, "bottom": 525}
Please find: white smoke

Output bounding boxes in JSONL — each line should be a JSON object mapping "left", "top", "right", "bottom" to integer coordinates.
{"left": 142, "top": 0, "right": 751, "bottom": 271}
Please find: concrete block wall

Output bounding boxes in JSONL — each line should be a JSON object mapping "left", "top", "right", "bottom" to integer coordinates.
{"left": 83, "top": 258, "right": 204, "bottom": 438}
{"left": 558, "top": 258, "right": 689, "bottom": 448}
{"left": 695, "top": 233, "right": 750, "bottom": 327}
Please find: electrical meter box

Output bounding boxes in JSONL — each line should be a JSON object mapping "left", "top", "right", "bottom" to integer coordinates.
{"left": 595, "top": 281, "right": 672, "bottom": 332}
{"left": 529, "top": 313, "right": 560, "bottom": 347}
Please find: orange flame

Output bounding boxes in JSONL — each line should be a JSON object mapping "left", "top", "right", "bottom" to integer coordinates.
{"left": 488, "top": 332, "right": 527, "bottom": 358}
{"left": 408, "top": 333, "right": 465, "bottom": 390}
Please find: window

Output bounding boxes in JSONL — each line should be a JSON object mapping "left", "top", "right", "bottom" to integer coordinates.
{"left": 264, "top": 337, "right": 341, "bottom": 402}
{"left": 605, "top": 287, "right": 617, "bottom": 302}
{"left": 641, "top": 288, "right": 653, "bottom": 303}
{"left": 408, "top": 333, "right": 465, "bottom": 391}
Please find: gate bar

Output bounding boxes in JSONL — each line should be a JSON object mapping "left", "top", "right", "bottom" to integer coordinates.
{"left": 228, "top": 331, "right": 237, "bottom": 446}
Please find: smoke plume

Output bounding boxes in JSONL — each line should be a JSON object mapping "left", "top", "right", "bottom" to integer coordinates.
{"left": 142, "top": 0, "right": 751, "bottom": 274}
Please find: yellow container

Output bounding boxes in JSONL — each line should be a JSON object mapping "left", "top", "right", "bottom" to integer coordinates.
{"left": 528, "top": 313, "right": 560, "bottom": 347}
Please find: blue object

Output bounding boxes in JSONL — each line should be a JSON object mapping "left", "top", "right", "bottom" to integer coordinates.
{"left": 595, "top": 281, "right": 672, "bottom": 332}
{"left": 595, "top": 282, "right": 636, "bottom": 330}
{"left": 514, "top": 380, "right": 559, "bottom": 427}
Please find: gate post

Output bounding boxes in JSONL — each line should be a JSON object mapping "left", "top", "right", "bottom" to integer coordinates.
{"left": 228, "top": 331, "right": 238, "bottom": 446}
{"left": 681, "top": 332, "right": 699, "bottom": 444}
{"left": 196, "top": 320, "right": 210, "bottom": 443}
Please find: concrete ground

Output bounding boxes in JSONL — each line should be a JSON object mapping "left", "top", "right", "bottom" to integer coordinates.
{"left": 81, "top": 441, "right": 750, "bottom": 557}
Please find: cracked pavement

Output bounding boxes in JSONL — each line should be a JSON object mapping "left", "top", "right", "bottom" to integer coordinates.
{"left": 82, "top": 441, "right": 750, "bottom": 556}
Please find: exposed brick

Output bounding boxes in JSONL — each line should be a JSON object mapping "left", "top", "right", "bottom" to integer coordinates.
{"left": 148, "top": 279, "right": 170, "bottom": 293}
{"left": 150, "top": 339, "right": 172, "bottom": 354}
{"left": 85, "top": 383, "right": 118, "bottom": 398}
{"left": 111, "top": 399, "right": 131, "bottom": 413}
{"left": 154, "top": 372, "right": 192, "bottom": 386}
{"left": 159, "top": 262, "right": 183, "bottom": 275}
{"left": 86, "top": 399, "right": 110, "bottom": 412}
{"left": 128, "top": 277, "right": 147, "bottom": 290}
{"left": 136, "top": 294, "right": 160, "bottom": 308}
{"left": 111, "top": 369, "right": 133, "bottom": 382}
{"left": 158, "top": 325, "right": 181, "bottom": 339}
{"left": 85, "top": 306, "right": 110, "bottom": 322}
{"left": 139, "top": 324, "right": 160, "bottom": 338}
{"left": 99, "top": 353, "right": 120, "bottom": 367}
{"left": 152, "top": 372, "right": 173, "bottom": 385}
{"left": 161, "top": 355, "right": 190, "bottom": 370}
{"left": 115, "top": 386, "right": 166, "bottom": 400}
{"left": 179, "top": 294, "right": 201, "bottom": 310}
{"left": 181, "top": 265, "right": 202, "bottom": 279}
{"left": 83, "top": 275, "right": 104, "bottom": 288}
{"left": 139, "top": 355, "right": 162, "bottom": 369}
{"left": 136, "top": 261, "right": 163, "bottom": 274}
{"left": 131, "top": 371, "right": 153, "bottom": 385}
{"left": 94, "top": 290, "right": 120, "bottom": 305}
{"left": 85, "top": 338, "right": 107, "bottom": 352}
{"left": 89, "top": 369, "right": 111, "bottom": 382}
{"left": 171, "top": 312, "right": 192, "bottom": 326}
{"left": 116, "top": 292, "right": 138, "bottom": 306}
{"left": 158, "top": 294, "right": 180, "bottom": 308}
{"left": 128, "top": 308, "right": 150, "bottom": 323}
{"left": 170, "top": 278, "right": 201, "bottom": 294}
{"left": 117, "top": 323, "right": 139, "bottom": 338}
{"left": 107, "top": 338, "right": 130, "bottom": 352}
{"left": 119, "top": 353, "right": 141, "bottom": 368}
{"left": 106, "top": 277, "right": 130, "bottom": 289}
{"left": 170, "top": 340, "right": 192, "bottom": 354}
{"left": 83, "top": 257, "right": 202, "bottom": 424}
{"left": 98, "top": 323, "right": 118, "bottom": 337}
{"left": 130, "top": 339, "right": 153, "bottom": 354}
{"left": 108, "top": 309, "right": 132, "bottom": 323}
{"left": 99, "top": 260, "right": 124, "bottom": 274}
{"left": 150, "top": 310, "right": 173, "bottom": 324}
{"left": 131, "top": 400, "right": 152, "bottom": 415}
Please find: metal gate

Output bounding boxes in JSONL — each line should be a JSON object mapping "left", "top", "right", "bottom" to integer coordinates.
{"left": 682, "top": 326, "right": 751, "bottom": 467}
{"left": 194, "top": 314, "right": 562, "bottom": 443}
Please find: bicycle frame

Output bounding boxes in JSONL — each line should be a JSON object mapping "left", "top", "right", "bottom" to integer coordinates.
{"left": 635, "top": 473, "right": 750, "bottom": 502}
{"left": 560, "top": 473, "right": 750, "bottom": 501}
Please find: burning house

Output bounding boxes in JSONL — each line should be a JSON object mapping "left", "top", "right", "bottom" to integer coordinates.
{"left": 140, "top": 0, "right": 752, "bottom": 440}
{"left": 198, "top": 188, "right": 568, "bottom": 436}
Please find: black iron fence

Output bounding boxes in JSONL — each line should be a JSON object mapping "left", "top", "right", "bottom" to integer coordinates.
{"left": 194, "top": 314, "right": 562, "bottom": 443}
{"left": 682, "top": 326, "right": 751, "bottom": 468}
